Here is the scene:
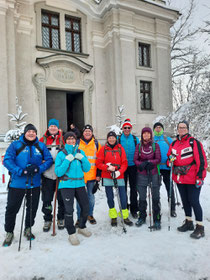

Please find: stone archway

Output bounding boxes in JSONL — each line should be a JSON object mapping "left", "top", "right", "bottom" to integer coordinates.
{"left": 32, "top": 54, "right": 93, "bottom": 133}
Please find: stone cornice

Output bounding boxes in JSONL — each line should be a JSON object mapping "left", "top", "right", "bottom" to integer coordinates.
{"left": 36, "top": 54, "right": 93, "bottom": 73}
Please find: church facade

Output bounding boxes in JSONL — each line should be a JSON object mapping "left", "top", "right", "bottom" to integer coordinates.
{"left": 0, "top": 0, "right": 179, "bottom": 141}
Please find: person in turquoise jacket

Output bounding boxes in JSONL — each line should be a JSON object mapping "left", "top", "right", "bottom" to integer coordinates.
{"left": 118, "top": 118, "right": 140, "bottom": 218}
{"left": 55, "top": 132, "right": 91, "bottom": 246}
{"left": 153, "top": 122, "right": 176, "bottom": 217}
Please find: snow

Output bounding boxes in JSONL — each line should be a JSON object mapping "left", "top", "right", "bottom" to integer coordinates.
{"left": 0, "top": 172, "right": 210, "bottom": 280}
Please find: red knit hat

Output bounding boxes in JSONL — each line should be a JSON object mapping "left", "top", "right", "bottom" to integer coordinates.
{"left": 122, "top": 118, "right": 132, "bottom": 128}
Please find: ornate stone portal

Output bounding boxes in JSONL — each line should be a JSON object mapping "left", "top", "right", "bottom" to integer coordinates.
{"left": 32, "top": 54, "right": 93, "bottom": 133}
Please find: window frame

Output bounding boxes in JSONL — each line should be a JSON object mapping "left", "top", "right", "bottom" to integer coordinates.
{"left": 140, "top": 80, "right": 152, "bottom": 111}
{"left": 65, "top": 15, "right": 82, "bottom": 53}
{"left": 138, "top": 42, "right": 151, "bottom": 68}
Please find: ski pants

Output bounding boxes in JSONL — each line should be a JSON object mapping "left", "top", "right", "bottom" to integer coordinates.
{"left": 105, "top": 185, "right": 127, "bottom": 210}
{"left": 61, "top": 187, "right": 89, "bottom": 235}
{"left": 41, "top": 176, "right": 64, "bottom": 222}
{"left": 136, "top": 173, "right": 161, "bottom": 222}
{"left": 177, "top": 183, "right": 203, "bottom": 222}
{"left": 124, "top": 165, "right": 138, "bottom": 214}
{"left": 5, "top": 186, "right": 40, "bottom": 233}
{"left": 160, "top": 169, "right": 176, "bottom": 211}
{"left": 77, "top": 180, "right": 95, "bottom": 218}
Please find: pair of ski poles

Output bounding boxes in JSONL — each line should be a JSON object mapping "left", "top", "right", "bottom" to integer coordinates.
{"left": 18, "top": 175, "right": 34, "bottom": 251}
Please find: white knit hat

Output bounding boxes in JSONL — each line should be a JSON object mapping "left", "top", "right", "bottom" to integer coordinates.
{"left": 122, "top": 118, "right": 132, "bottom": 128}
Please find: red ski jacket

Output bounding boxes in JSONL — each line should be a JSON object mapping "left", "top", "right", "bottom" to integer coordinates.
{"left": 96, "top": 143, "right": 128, "bottom": 179}
{"left": 39, "top": 130, "right": 64, "bottom": 146}
{"left": 167, "top": 134, "right": 207, "bottom": 184}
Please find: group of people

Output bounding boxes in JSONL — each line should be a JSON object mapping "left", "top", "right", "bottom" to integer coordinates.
{"left": 2, "top": 117, "right": 207, "bottom": 247}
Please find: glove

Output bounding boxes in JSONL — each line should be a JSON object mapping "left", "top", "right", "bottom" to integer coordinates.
{"left": 92, "top": 181, "right": 100, "bottom": 194}
{"left": 195, "top": 179, "right": 204, "bottom": 188}
{"left": 74, "top": 153, "right": 84, "bottom": 161}
{"left": 145, "top": 162, "right": 154, "bottom": 171}
{"left": 115, "top": 171, "right": 120, "bottom": 178}
{"left": 65, "top": 154, "right": 74, "bottom": 162}
{"left": 24, "top": 164, "right": 39, "bottom": 176}
{"left": 138, "top": 162, "right": 148, "bottom": 171}
{"left": 169, "top": 155, "right": 176, "bottom": 162}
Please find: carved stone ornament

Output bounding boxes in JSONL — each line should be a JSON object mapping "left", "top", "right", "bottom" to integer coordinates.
{"left": 53, "top": 68, "right": 75, "bottom": 83}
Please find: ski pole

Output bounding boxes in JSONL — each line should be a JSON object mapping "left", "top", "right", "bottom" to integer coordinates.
{"left": 18, "top": 175, "right": 29, "bottom": 252}
{"left": 111, "top": 172, "right": 127, "bottom": 234}
{"left": 147, "top": 170, "right": 153, "bottom": 232}
{"left": 29, "top": 176, "right": 33, "bottom": 250}
{"left": 174, "top": 182, "right": 181, "bottom": 206}
{"left": 168, "top": 161, "right": 174, "bottom": 231}
{"left": 52, "top": 177, "right": 59, "bottom": 236}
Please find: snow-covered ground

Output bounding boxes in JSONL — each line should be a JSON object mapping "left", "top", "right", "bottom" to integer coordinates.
{"left": 0, "top": 173, "right": 210, "bottom": 280}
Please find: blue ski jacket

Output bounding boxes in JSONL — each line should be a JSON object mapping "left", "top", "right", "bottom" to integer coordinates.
{"left": 3, "top": 135, "right": 53, "bottom": 188}
{"left": 153, "top": 134, "right": 173, "bottom": 170}
{"left": 55, "top": 144, "right": 91, "bottom": 189}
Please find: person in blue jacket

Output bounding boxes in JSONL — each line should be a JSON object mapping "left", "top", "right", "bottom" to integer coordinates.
{"left": 55, "top": 132, "right": 91, "bottom": 246}
{"left": 2, "top": 124, "right": 53, "bottom": 247}
{"left": 118, "top": 119, "right": 140, "bottom": 218}
{"left": 153, "top": 122, "right": 176, "bottom": 217}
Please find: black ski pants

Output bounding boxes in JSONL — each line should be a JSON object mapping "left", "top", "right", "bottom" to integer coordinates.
{"left": 5, "top": 186, "right": 40, "bottom": 233}
{"left": 124, "top": 165, "right": 138, "bottom": 214}
{"left": 41, "top": 176, "right": 64, "bottom": 222}
{"left": 177, "top": 183, "right": 203, "bottom": 222}
{"left": 137, "top": 173, "right": 161, "bottom": 222}
{"left": 61, "top": 187, "right": 89, "bottom": 235}
{"left": 160, "top": 169, "right": 176, "bottom": 211}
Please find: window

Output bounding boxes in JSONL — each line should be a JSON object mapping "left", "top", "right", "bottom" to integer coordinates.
{"left": 65, "top": 16, "right": 81, "bottom": 53}
{"left": 138, "top": 43, "right": 150, "bottom": 67}
{"left": 42, "top": 11, "right": 60, "bottom": 49}
{"left": 140, "top": 81, "right": 152, "bottom": 110}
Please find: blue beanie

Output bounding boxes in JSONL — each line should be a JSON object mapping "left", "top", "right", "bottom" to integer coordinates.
{"left": 48, "top": 119, "right": 59, "bottom": 128}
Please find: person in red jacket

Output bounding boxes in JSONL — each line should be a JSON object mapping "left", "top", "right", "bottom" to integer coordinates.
{"left": 96, "top": 131, "right": 133, "bottom": 227}
{"left": 39, "top": 119, "right": 65, "bottom": 232}
{"left": 167, "top": 121, "right": 207, "bottom": 239}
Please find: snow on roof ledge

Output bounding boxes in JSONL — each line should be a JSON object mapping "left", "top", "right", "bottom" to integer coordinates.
{"left": 139, "top": 0, "right": 180, "bottom": 15}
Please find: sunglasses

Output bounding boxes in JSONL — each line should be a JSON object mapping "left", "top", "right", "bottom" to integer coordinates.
{"left": 123, "top": 127, "right": 131, "bottom": 130}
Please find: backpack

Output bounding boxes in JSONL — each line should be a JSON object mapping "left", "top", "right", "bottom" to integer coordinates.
{"left": 104, "top": 146, "right": 122, "bottom": 157}
{"left": 138, "top": 142, "right": 160, "bottom": 175}
{"left": 172, "top": 137, "right": 194, "bottom": 149}
{"left": 155, "top": 135, "right": 170, "bottom": 147}
{"left": 118, "top": 134, "right": 137, "bottom": 147}
{"left": 16, "top": 142, "right": 44, "bottom": 160}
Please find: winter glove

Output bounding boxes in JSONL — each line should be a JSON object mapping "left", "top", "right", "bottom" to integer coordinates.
{"left": 24, "top": 164, "right": 39, "bottom": 176}
{"left": 107, "top": 165, "right": 115, "bottom": 172}
{"left": 195, "top": 179, "right": 204, "bottom": 188}
{"left": 145, "top": 162, "right": 154, "bottom": 171}
{"left": 138, "top": 162, "right": 148, "bottom": 171}
{"left": 65, "top": 154, "right": 74, "bottom": 162}
{"left": 169, "top": 155, "right": 176, "bottom": 162}
{"left": 115, "top": 171, "right": 121, "bottom": 178}
{"left": 74, "top": 153, "right": 84, "bottom": 161}
{"left": 92, "top": 181, "right": 100, "bottom": 194}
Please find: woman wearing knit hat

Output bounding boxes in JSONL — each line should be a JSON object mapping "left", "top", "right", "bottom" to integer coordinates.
{"left": 134, "top": 127, "right": 161, "bottom": 230}
{"left": 55, "top": 132, "right": 91, "bottom": 245}
{"left": 96, "top": 131, "right": 133, "bottom": 227}
{"left": 39, "top": 118, "right": 65, "bottom": 232}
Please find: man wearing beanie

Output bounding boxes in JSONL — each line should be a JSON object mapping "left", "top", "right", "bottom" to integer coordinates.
{"left": 118, "top": 118, "right": 140, "bottom": 218}
{"left": 76, "top": 124, "right": 101, "bottom": 225}
{"left": 39, "top": 118, "right": 65, "bottom": 232}
{"left": 3, "top": 124, "right": 53, "bottom": 247}
{"left": 153, "top": 122, "right": 176, "bottom": 217}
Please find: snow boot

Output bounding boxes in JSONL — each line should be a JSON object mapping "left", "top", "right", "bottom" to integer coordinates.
{"left": 69, "top": 233, "right": 80, "bottom": 246}
{"left": 124, "top": 218, "right": 133, "bottom": 226}
{"left": 57, "top": 219, "right": 65, "bottom": 230}
{"left": 88, "top": 215, "right": 97, "bottom": 225}
{"left": 78, "top": 228, "right": 92, "bottom": 237}
{"left": 2, "top": 232, "right": 14, "bottom": 247}
{"left": 131, "top": 212, "right": 138, "bottom": 219}
{"left": 135, "top": 218, "right": 146, "bottom": 227}
{"left": 111, "top": 218, "right": 117, "bottom": 227}
{"left": 43, "top": 221, "right": 52, "bottom": 232}
{"left": 149, "top": 221, "right": 161, "bottom": 230}
{"left": 24, "top": 228, "right": 35, "bottom": 240}
{"left": 177, "top": 219, "right": 194, "bottom": 232}
{"left": 190, "top": 224, "right": 205, "bottom": 239}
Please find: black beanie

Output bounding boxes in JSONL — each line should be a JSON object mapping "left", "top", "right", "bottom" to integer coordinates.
{"left": 178, "top": 120, "right": 189, "bottom": 130}
{"left": 64, "top": 132, "right": 77, "bottom": 143}
{"left": 107, "top": 131, "right": 117, "bottom": 139}
{"left": 24, "top": 124, "right": 37, "bottom": 135}
{"left": 153, "top": 122, "right": 164, "bottom": 130}
{"left": 83, "top": 124, "right": 93, "bottom": 133}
